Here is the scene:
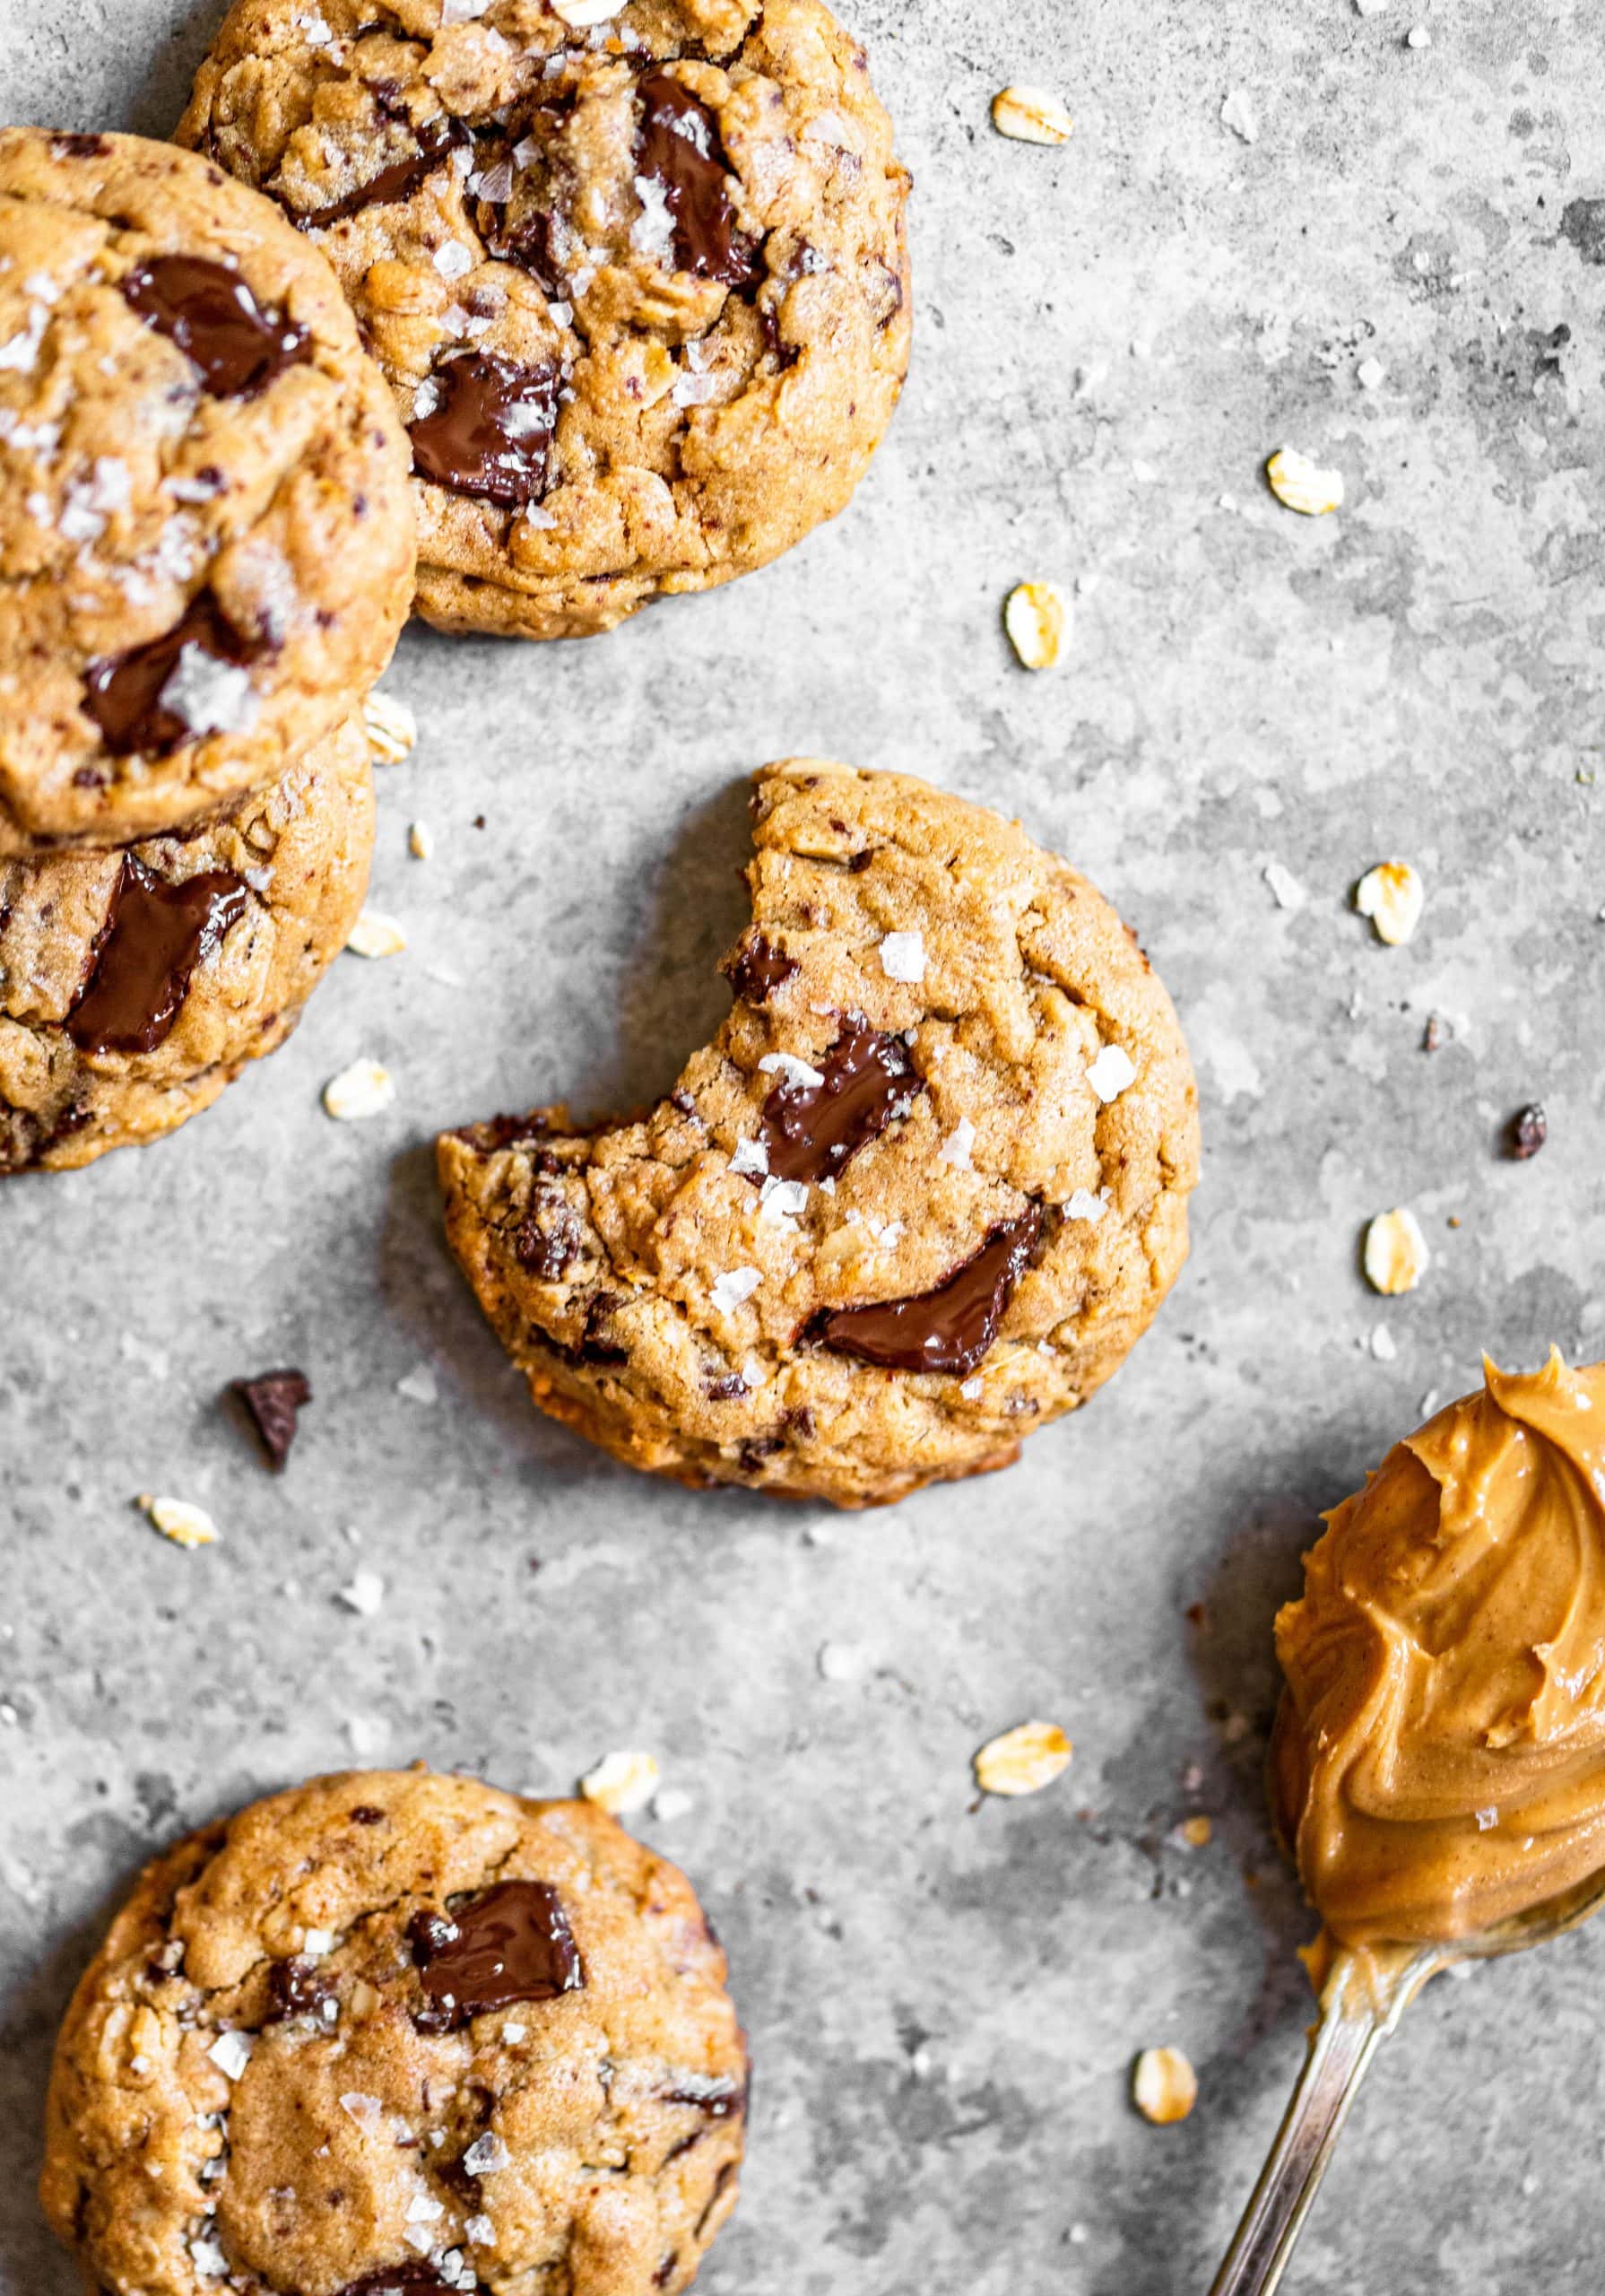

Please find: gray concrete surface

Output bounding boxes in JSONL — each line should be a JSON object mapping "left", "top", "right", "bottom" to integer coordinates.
{"left": 4, "top": 3, "right": 1605, "bottom": 2289}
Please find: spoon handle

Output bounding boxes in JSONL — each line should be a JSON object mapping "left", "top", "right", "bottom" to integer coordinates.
{"left": 1207, "top": 1947, "right": 1435, "bottom": 2296}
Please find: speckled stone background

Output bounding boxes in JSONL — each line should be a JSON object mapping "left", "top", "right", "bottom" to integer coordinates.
{"left": 4, "top": 3, "right": 1605, "bottom": 2290}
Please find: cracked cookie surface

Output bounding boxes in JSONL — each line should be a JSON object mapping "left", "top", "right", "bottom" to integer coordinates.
{"left": 178, "top": 0, "right": 911, "bottom": 639}
{"left": 0, "top": 712, "right": 373, "bottom": 1174}
{"left": 0, "top": 128, "right": 415, "bottom": 853}
{"left": 438, "top": 759, "right": 1201, "bottom": 1509}
{"left": 40, "top": 1767, "right": 747, "bottom": 2296}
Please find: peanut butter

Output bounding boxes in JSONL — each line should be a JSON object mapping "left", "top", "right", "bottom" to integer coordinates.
{"left": 1272, "top": 1351, "right": 1605, "bottom": 1950}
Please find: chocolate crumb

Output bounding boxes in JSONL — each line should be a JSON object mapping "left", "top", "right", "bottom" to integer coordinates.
{"left": 1422, "top": 1014, "right": 1444, "bottom": 1053}
{"left": 230, "top": 1368, "right": 312, "bottom": 1469}
{"left": 1507, "top": 1103, "right": 1548, "bottom": 1160}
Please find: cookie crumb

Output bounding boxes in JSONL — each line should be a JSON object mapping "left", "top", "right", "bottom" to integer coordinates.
{"left": 990, "top": 86, "right": 1072, "bottom": 146}
{"left": 1266, "top": 446, "right": 1344, "bottom": 516}
{"left": 346, "top": 909, "right": 407, "bottom": 958}
{"left": 409, "top": 820, "right": 434, "bottom": 859}
{"left": 138, "top": 1494, "right": 219, "bottom": 1549}
{"left": 363, "top": 690, "right": 417, "bottom": 765}
{"left": 1177, "top": 1814, "right": 1213, "bottom": 1848}
{"left": 1132, "top": 2046, "right": 1197, "bottom": 2125}
{"left": 975, "top": 1721, "right": 1072, "bottom": 1797}
{"left": 581, "top": 1749, "right": 660, "bottom": 1815}
{"left": 1003, "top": 580, "right": 1066, "bottom": 669}
{"left": 1355, "top": 859, "right": 1424, "bottom": 945}
{"left": 1364, "top": 1205, "right": 1429, "bottom": 1295}
{"left": 323, "top": 1057, "right": 395, "bottom": 1121}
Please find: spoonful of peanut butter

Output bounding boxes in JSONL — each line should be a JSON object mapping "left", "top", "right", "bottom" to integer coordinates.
{"left": 1212, "top": 1351, "right": 1605, "bottom": 2296}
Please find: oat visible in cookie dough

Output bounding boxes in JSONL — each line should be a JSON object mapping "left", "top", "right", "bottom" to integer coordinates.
{"left": 0, "top": 715, "right": 374, "bottom": 1173}
{"left": 438, "top": 759, "right": 1201, "bottom": 1509}
{"left": 0, "top": 129, "right": 415, "bottom": 852}
{"left": 41, "top": 1767, "right": 747, "bottom": 2296}
{"left": 179, "top": 0, "right": 912, "bottom": 639}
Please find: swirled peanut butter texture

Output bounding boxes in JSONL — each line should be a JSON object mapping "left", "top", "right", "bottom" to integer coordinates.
{"left": 1273, "top": 1352, "right": 1605, "bottom": 1949}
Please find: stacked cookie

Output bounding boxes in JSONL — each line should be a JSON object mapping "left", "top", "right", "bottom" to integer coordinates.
{"left": 0, "top": 128, "right": 415, "bottom": 1172}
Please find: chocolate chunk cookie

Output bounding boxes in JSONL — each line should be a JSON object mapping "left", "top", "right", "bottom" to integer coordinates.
{"left": 40, "top": 1767, "right": 747, "bottom": 2296}
{"left": 438, "top": 759, "right": 1200, "bottom": 1508}
{"left": 178, "top": 0, "right": 911, "bottom": 639}
{"left": 0, "top": 128, "right": 415, "bottom": 853}
{"left": 0, "top": 712, "right": 373, "bottom": 1173}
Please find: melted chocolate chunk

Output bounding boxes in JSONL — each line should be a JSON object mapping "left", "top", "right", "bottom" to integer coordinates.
{"left": 296, "top": 116, "right": 468, "bottom": 230}
{"left": 83, "top": 590, "right": 257, "bottom": 758}
{"left": 349, "top": 1804, "right": 387, "bottom": 1824}
{"left": 410, "top": 352, "right": 559, "bottom": 504}
{"left": 813, "top": 1207, "right": 1043, "bottom": 1378}
{"left": 65, "top": 858, "right": 248, "bottom": 1056}
{"left": 408, "top": 1880, "right": 583, "bottom": 2027}
{"left": 664, "top": 2075, "right": 745, "bottom": 2117}
{"left": 265, "top": 1955, "right": 336, "bottom": 2022}
{"left": 123, "top": 256, "right": 311, "bottom": 397}
{"left": 635, "top": 71, "right": 760, "bottom": 286}
{"left": 335, "top": 2272, "right": 464, "bottom": 2296}
{"left": 722, "top": 933, "right": 798, "bottom": 1006}
{"left": 515, "top": 1186, "right": 586, "bottom": 1278}
{"left": 759, "top": 1016, "right": 919, "bottom": 1185}
{"left": 230, "top": 1369, "right": 312, "bottom": 1471}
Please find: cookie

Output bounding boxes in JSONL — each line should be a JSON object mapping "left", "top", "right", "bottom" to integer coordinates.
{"left": 178, "top": 0, "right": 911, "bottom": 640}
{"left": 40, "top": 1767, "right": 747, "bottom": 2296}
{"left": 0, "top": 127, "right": 415, "bottom": 854}
{"left": 0, "top": 711, "right": 373, "bottom": 1174}
{"left": 438, "top": 759, "right": 1200, "bottom": 1508}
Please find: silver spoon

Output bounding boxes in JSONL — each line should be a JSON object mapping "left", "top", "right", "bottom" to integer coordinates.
{"left": 1209, "top": 1862, "right": 1605, "bottom": 2296}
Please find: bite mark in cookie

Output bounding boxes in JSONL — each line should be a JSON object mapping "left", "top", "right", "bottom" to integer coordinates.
{"left": 437, "top": 760, "right": 1201, "bottom": 1509}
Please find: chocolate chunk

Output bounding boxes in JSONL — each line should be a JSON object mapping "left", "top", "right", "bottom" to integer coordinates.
{"left": 336, "top": 2272, "right": 465, "bottom": 2296}
{"left": 230, "top": 1369, "right": 312, "bottom": 1471}
{"left": 663, "top": 2075, "right": 745, "bottom": 2117}
{"left": 635, "top": 71, "right": 760, "bottom": 287}
{"left": 122, "top": 256, "right": 311, "bottom": 397}
{"left": 1508, "top": 1103, "right": 1548, "bottom": 1159}
{"left": 759, "top": 1016, "right": 919, "bottom": 1185}
{"left": 83, "top": 591, "right": 258, "bottom": 758}
{"left": 408, "top": 1880, "right": 583, "bottom": 2027}
{"left": 722, "top": 932, "right": 798, "bottom": 1006}
{"left": 65, "top": 858, "right": 249, "bottom": 1056}
{"left": 814, "top": 1207, "right": 1043, "bottom": 1377}
{"left": 653, "top": 2257, "right": 679, "bottom": 2290}
{"left": 349, "top": 1804, "right": 387, "bottom": 1825}
{"left": 296, "top": 115, "right": 468, "bottom": 229}
{"left": 703, "top": 1371, "right": 749, "bottom": 1401}
{"left": 50, "top": 133, "right": 110, "bottom": 159}
{"left": 265, "top": 1955, "right": 336, "bottom": 2022}
{"left": 515, "top": 1187, "right": 586, "bottom": 1277}
{"left": 410, "top": 352, "right": 559, "bottom": 504}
